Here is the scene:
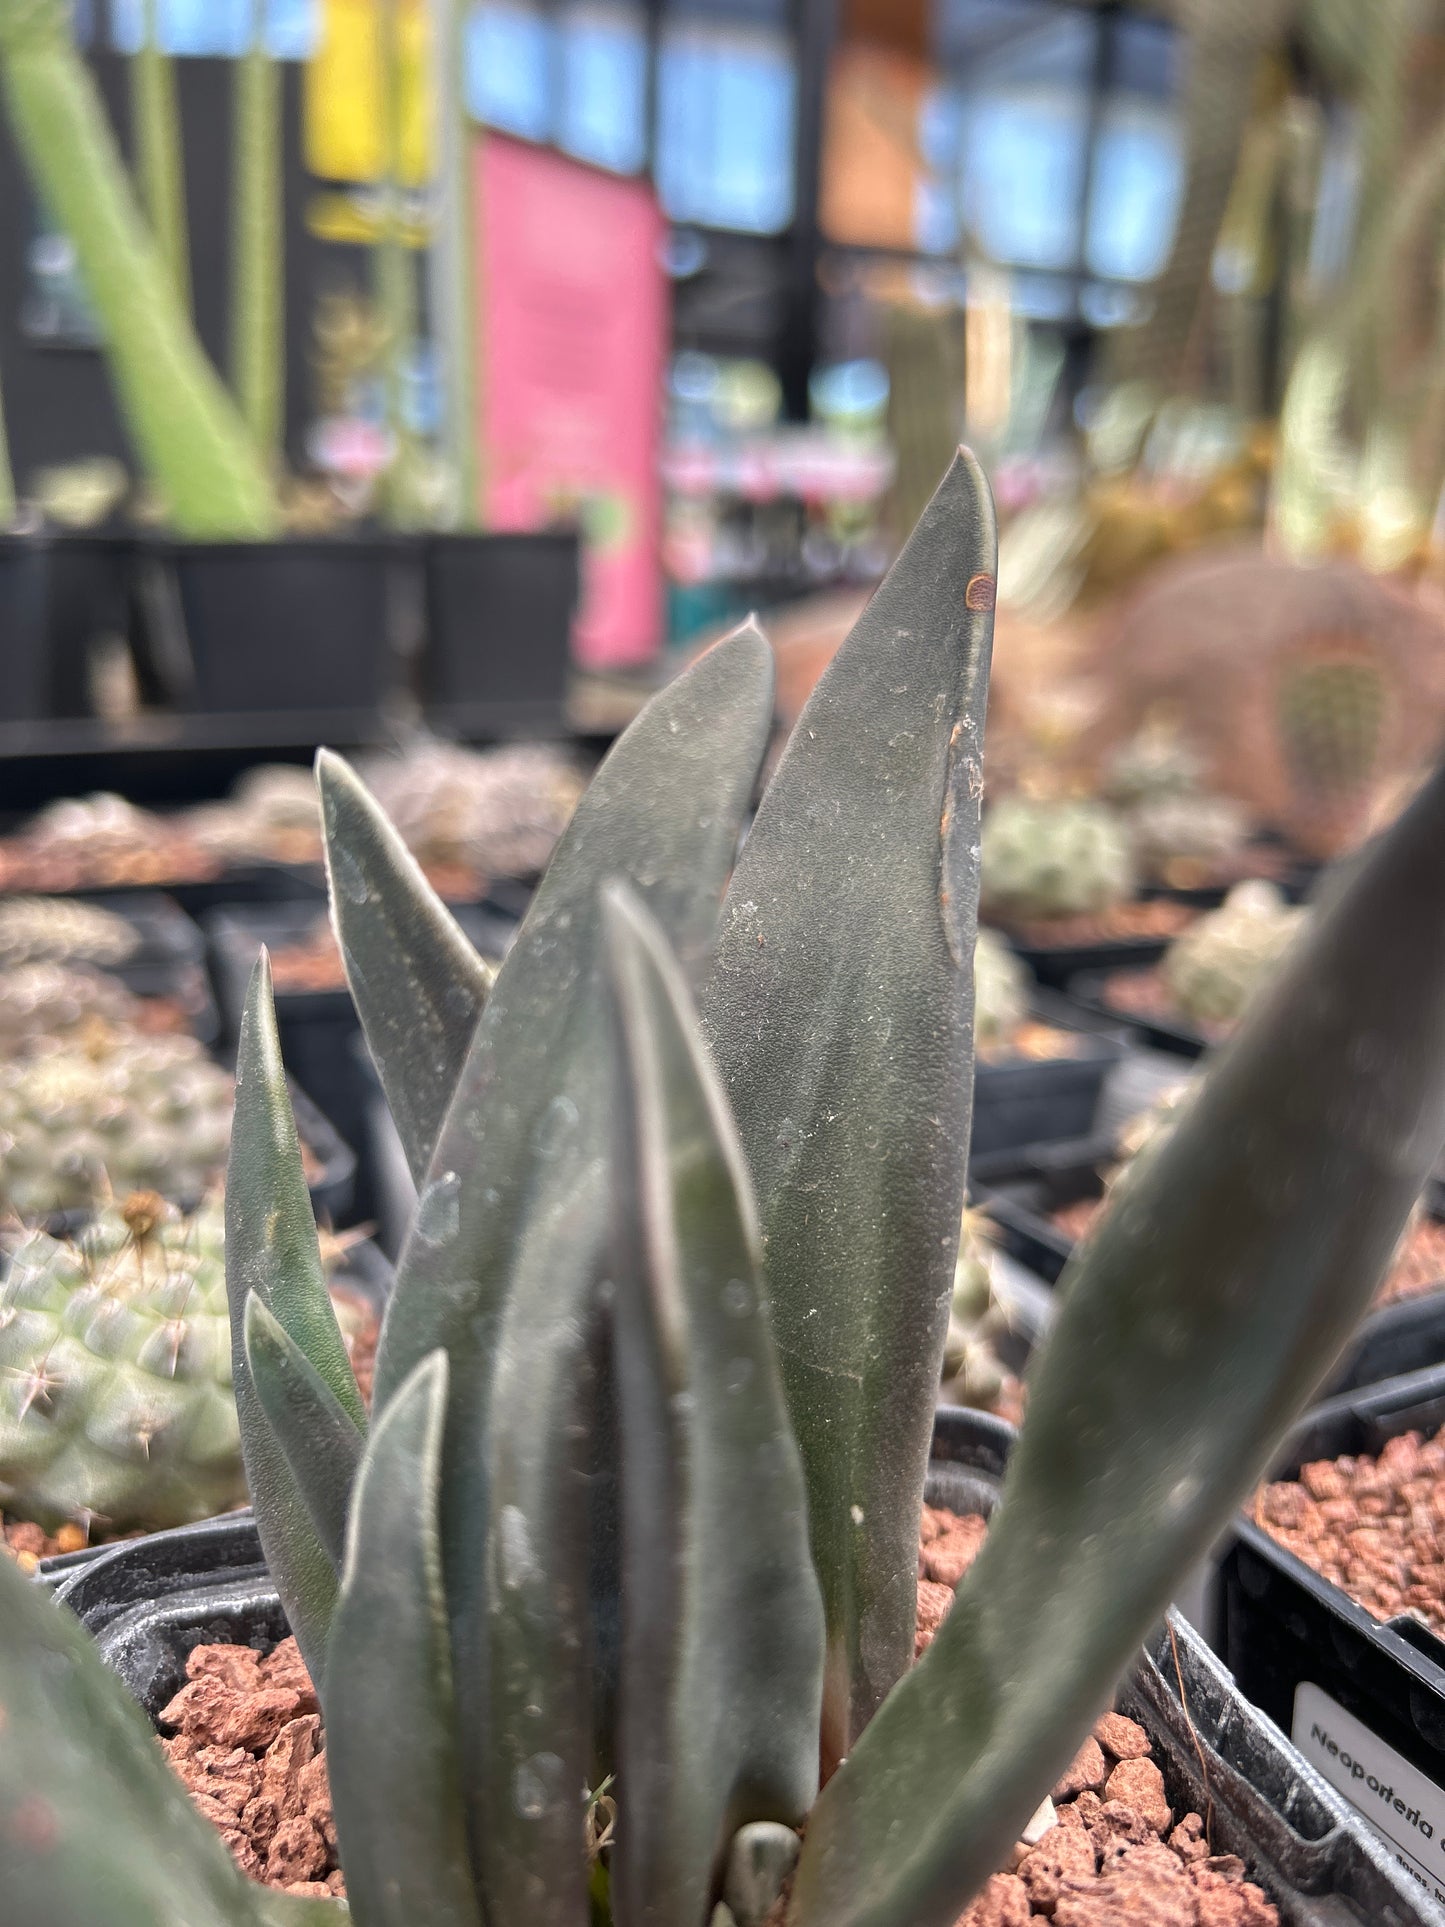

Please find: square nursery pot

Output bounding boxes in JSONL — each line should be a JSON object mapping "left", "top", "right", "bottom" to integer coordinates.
{"left": 1067, "top": 966, "right": 1213, "bottom": 1061}
{"left": 48, "top": 1403, "right": 1442, "bottom": 1925}
{"left": 148, "top": 537, "right": 401, "bottom": 719}
{"left": 986, "top": 919, "right": 1181, "bottom": 995}
{"left": 84, "top": 861, "right": 328, "bottom": 923}
{"left": 1217, "top": 1372, "right": 1445, "bottom": 1909}
{"left": 420, "top": 530, "right": 580, "bottom": 733}
{"left": 74, "top": 889, "right": 218, "bottom": 1045}
{"left": 971, "top": 991, "right": 1129, "bottom": 1158}
{"left": 29, "top": 1238, "right": 393, "bottom": 1591}
{"left": 205, "top": 900, "right": 518, "bottom": 1225}
{"left": 0, "top": 531, "right": 131, "bottom": 724}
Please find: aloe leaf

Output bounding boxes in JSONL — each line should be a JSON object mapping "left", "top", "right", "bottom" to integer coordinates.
{"left": 791, "top": 758, "right": 1445, "bottom": 1927}
{"left": 317, "top": 748, "right": 496, "bottom": 1184}
{"left": 226, "top": 954, "right": 365, "bottom": 1685}
{"left": 244, "top": 1291, "right": 365, "bottom": 1566}
{"left": 603, "top": 885, "right": 824, "bottom": 1927}
{"left": 371, "top": 621, "right": 775, "bottom": 1905}
{"left": 0, "top": 1549, "right": 286, "bottom": 1926}
{"left": 701, "top": 450, "right": 996, "bottom": 1756}
{"left": 326, "top": 1351, "right": 484, "bottom": 1927}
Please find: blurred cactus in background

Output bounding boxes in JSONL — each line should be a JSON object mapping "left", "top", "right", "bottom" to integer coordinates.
{"left": 129, "top": 0, "right": 189, "bottom": 314}
{"left": 230, "top": 0, "right": 284, "bottom": 469}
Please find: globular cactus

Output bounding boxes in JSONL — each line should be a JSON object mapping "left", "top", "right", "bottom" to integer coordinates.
{"left": 0, "top": 1032, "right": 233, "bottom": 1217}
{"left": 8, "top": 456, "right": 1445, "bottom": 1927}
{"left": 973, "top": 927, "right": 1029, "bottom": 1053}
{"left": 358, "top": 739, "right": 589, "bottom": 879}
{"left": 0, "top": 896, "right": 138, "bottom": 969}
{"left": 980, "top": 796, "right": 1134, "bottom": 924}
{"left": 940, "top": 1211, "right": 1020, "bottom": 1418}
{"left": 1125, "top": 789, "right": 1250, "bottom": 886}
{"left": 1102, "top": 719, "right": 1204, "bottom": 808}
{"left": 0, "top": 1193, "right": 365, "bottom": 1534}
{"left": 0, "top": 963, "right": 141, "bottom": 1049}
{"left": 1162, "top": 879, "right": 1305, "bottom": 1028}
{"left": 1274, "top": 644, "right": 1392, "bottom": 847}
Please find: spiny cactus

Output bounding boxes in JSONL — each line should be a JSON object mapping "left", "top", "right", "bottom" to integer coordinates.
{"left": 1163, "top": 879, "right": 1305, "bottom": 1028}
{"left": 973, "top": 926, "right": 1029, "bottom": 1053}
{"left": 940, "top": 1211, "right": 1020, "bottom": 1418}
{"left": 9, "top": 454, "right": 1445, "bottom": 1927}
{"left": 0, "top": 1032, "right": 232, "bottom": 1217}
{"left": 980, "top": 796, "right": 1134, "bottom": 924}
{"left": 1275, "top": 645, "right": 1392, "bottom": 839}
{"left": 0, "top": 1193, "right": 368, "bottom": 1535}
{"left": 1102, "top": 718, "right": 1204, "bottom": 808}
{"left": 0, "top": 962, "right": 141, "bottom": 1048}
{"left": 0, "top": 896, "right": 139, "bottom": 970}
{"left": 1126, "top": 788, "right": 1250, "bottom": 887}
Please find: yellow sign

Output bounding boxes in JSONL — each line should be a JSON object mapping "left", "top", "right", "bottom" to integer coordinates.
{"left": 305, "top": 0, "right": 433, "bottom": 187}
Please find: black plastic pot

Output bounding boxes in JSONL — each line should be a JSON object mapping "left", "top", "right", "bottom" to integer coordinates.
{"left": 52, "top": 1403, "right": 1440, "bottom": 1923}
{"left": 64, "top": 889, "right": 218, "bottom": 1045}
{"left": 969, "top": 1134, "right": 1108, "bottom": 1285}
{"left": 972, "top": 993, "right": 1128, "bottom": 1157}
{"left": 85, "top": 862, "right": 327, "bottom": 922}
{"left": 988, "top": 925, "right": 1176, "bottom": 994}
{"left": 1217, "top": 1374, "right": 1445, "bottom": 1906}
{"left": 288, "top": 1083, "right": 356, "bottom": 1227}
{"left": 152, "top": 538, "right": 400, "bottom": 718}
{"left": 420, "top": 530, "right": 580, "bottom": 733}
{"left": 206, "top": 901, "right": 517, "bottom": 1225}
{"left": 1067, "top": 966, "right": 1213, "bottom": 1060}
{"left": 0, "top": 531, "right": 131, "bottom": 723}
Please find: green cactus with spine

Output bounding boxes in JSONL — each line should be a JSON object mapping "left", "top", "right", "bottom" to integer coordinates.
{"left": 1163, "top": 879, "right": 1305, "bottom": 1028}
{"left": 0, "top": 1032, "right": 233, "bottom": 1217}
{"left": 1126, "top": 789, "right": 1250, "bottom": 886}
{"left": 130, "top": 0, "right": 190, "bottom": 314}
{"left": 1274, "top": 648, "right": 1392, "bottom": 826}
{"left": 7, "top": 455, "right": 1445, "bottom": 1927}
{"left": 972, "top": 926, "right": 1029, "bottom": 1053}
{"left": 0, "top": 1193, "right": 368, "bottom": 1534}
{"left": 0, "top": 897, "right": 138, "bottom": 970}
{"left": 230, "top": 0, "right": 283, "bottom": 466}
{"left": 0, "top": 0, "right": 278, "bottom": 535}
{"left": 980, "top": 795, "right": 1134, "bottom": 925}
{"left": 940, "top": 1210, "right": 1018, "bottom": 1417}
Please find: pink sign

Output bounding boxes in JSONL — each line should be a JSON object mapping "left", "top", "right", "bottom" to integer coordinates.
{"left": 476, "top": 136, "right": 668, "bottom": 669}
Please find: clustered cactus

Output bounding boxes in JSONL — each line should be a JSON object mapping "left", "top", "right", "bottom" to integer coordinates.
{"left": 0, "top": 896, "right": 139, "bottom": 969}
{"left": 0, "top": 962, "right": 140, "bottom": 1048}
{"left": 1162, "top": 880, "right": 1305, "bottom": 1028}
{"left": 7, "top": 454, "right": 1445, "bottom": 1927}
{"left": 980, "top": 796, "right": 1135, "bottom": 924}
{"left": 972, "top": 926, "right": 1029, "bottom": 1053}
{"left": 0, "top": 1031, "right": 233, "bottom": 1216}
{"left": 941, "top": 1210, "right": 1020, "bottom": 1418}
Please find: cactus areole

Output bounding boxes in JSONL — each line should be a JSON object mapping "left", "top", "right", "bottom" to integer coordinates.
{"left": 8, "top": 452, "right": 1445, "bottom": 1927}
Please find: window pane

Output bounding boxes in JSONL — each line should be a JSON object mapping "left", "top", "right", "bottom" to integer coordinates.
{"left": 559, "top": 3, "right": 647, "bottom": 174}
{"left": 109, "top": 0, "right": 318, "bottom": 56}
{"left": 656, "top": 21, "right": 795, "bottom": 233}
{"left": 464, "top": 0, "right": 553, "bottom": 142}
{"left": 1085, "top": 96, "right": 1183, "bottom": 281}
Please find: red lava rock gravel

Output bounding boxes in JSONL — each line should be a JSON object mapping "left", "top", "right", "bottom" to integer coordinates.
{"left": 990, "top": 900, "right": 1195, "bottom": 951}
{"left": 919, "top": 1505, "right": 1279, "bottom": 1926}
{"left": 1099, "top": 965, "right": 1233, "bottom": 1042}
{"left": 160, "top": 1636, "right": 342, "bottom": 1900}
{"left": 165, "top": 1504, "right": 1278, "bottom": 1922}
{"left": 1255, "top": 1427, "right": 1445, "bottom": 1635}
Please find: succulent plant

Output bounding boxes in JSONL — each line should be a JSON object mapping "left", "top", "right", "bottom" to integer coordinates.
{"left": 940, "top": 1211, "right": 1019, "bottom": 1416}
{"left": 1102, "top": 718, "right": 1204, "bottom": 807}
{"left": 0, "top": 1193, "right": 366, "bottom": 1536}
{"left": 1124, "top": 787, "right": 1250, "bottom": 885}
{"left": 1162, "top": 879, "right": 1305, "bottom": 1027}
{"left": 980, "top": 795, "right": 1134, "bottom": 924}
{"left": 0, "top": 1032, "right": 233, "bottom": 1217}
{"left": 0, "top": 895, "right": 139, "bottom": 970}
{"left": 9, "top": 453, "right": 1445, "bottom": 1927}
{"left": 357, "top": 738, "right": 589, "bottom": 879}
{"left": 972, "top": 926, "right": 1029, "bottom": 1052}
{"left": 0, "top": 962, "right": 141, "bottom": 1048}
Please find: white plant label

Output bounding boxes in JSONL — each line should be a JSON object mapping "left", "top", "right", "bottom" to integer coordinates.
{"left": 1293, "top": 1681, "right": 1445, "bottom": 1904}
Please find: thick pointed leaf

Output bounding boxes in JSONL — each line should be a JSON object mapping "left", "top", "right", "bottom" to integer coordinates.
{"left": 0, "top": 1548, "right": 288, "bottom": 1926}
{"left": 701, "top": 450, "right": 996, "bottom": 1756}
{"left": 604, "top": 886, "right": 824, "bottom": 1927}
{"left": 317, "top": 748, "right": 496, "bottom": 1183}
{"left": 791, "top": 757, "right": 1445, "bottom": 1927}
{"left": 327, "top": 1351, "right": 484, "bottom": 1927}
{"left": 366, "top": 623, "right": 775, "bottom": 1909}
{"left": 226, "top": 954, "right": 365, "bottom": 1685}
{"left": 244, "top": 1291, "right": 365, "bottom": 1566}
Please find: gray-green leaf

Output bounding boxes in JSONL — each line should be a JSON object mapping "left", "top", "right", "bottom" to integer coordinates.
{"left": 791, "top": 757, "right": 1445, "bottom": 1927}
{"left": 244, "top": 1291, "right": 365, "bottom": 1566}
{"left": 604, "top": 884, "right": 823, "bottom": 1927}
{"left": 702, "top": 449, "right": 996, "bottom": 1760}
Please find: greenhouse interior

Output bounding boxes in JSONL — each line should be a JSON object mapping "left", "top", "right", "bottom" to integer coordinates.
{"left": 7, "top": 2, "right": 1445, "bottom": 1924}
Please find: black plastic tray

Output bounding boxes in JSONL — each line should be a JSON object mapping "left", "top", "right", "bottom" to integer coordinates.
{"left": 1217, "top": 1374, "right": 1445, "bottom": 1907}
{"left": 986, "top": 926, "right": 1176, "bottom": 993}
{"left": 66, "top": 889, "right": 219, "bottom": 1044}
{"left": 52, "top": 1404, "right": 1443, "bottom": 1924}
{"left": 971, "top": 991, "right": 1128, "bottom": 1157}
{"left": 1067, "top": 966, "right": 1213, "bottom": 1060}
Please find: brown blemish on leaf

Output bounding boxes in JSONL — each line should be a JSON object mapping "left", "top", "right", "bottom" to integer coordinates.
{"left": 965, "top": 574, "right": 996, "bottom": 612}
